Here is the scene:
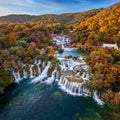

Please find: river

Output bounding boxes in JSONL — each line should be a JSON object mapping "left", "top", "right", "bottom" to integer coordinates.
{"left": 0, "top": 34, "right": 119, "bottom": 120}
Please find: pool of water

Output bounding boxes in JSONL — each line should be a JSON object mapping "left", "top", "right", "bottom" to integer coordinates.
{"left": 61, "top": 70, "right": 73, "bottom": 73}
{"left": 0, "top": 79, "right": 119, "bottom": 120}
{"left": 55, "top": 50, "right": 84, "bottom": 57}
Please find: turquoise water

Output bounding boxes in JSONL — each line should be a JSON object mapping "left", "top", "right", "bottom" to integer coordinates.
{"left": 61, "top": 70, "right": 73, "bottom": 73}
{"left": 55, "top": 49, "right": 84, "bottom": 57}
{"left": 0, "top": 79, "right": 119, "bottom": 120}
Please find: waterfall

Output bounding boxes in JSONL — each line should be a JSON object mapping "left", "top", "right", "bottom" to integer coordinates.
{"left": 23, "top": 69, "right": 28, "bottom": 79}
{"left": 62, "top": 44, "right": 64, "bottom": 49}
{"left": 58, "top": 76, "right": 89, "bottom": 96}
{"left": 13, "top": 71, "right": 22, "bottom": 83}
{"left": 17, "top": 72, "right": 21, "bottom": 80}
{"left": 55, "top": 72, "right": 59, "bottom": 81}
{"left": 93, "top": 91, "right": 104, "bottom": 105}
{"left": 42, "top": 62, "right": 46, "bottom": 71}
{"left": 46, "top": 69, "right": 57, "bottom": 84}
{"left": 37, "top": 60, "right": 41, "bottom": 74}
{"left": 61, "top": 43, "right": 77, "bottom": 51}
{"left": 85, "top": 72, "right": 89, "bottom": 81}
{"left": 81, "top": 72, "right": 86, "bottom": 79}
{"left": 59, "top": 58, "right": 85, "bottom": 72}
{"left": 13, "top": 71, "right": 17, "bottom": 80}
{"left": 34, "top": 59, "right": 37, "bottom": 64}
{"left": 30, "top": 65, "right": 34, "bottom": 78}
{"left": 31, "top": 62, "right": 51, "bottom": 83}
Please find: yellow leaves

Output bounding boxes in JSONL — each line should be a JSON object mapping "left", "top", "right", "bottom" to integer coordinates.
{"left": 114, "top": 93, "right": 120, "bottom": 105}
{"left": 3, "top": 32, "right": 16, "bottom": 47}
{"left": 118, "top": 17, "right": 120, "bottom": 23}
{"left": 27, "top": 46, "right": 34, "bottom": 56}
{"left": 32, "top": 24, "right": 40, "bottom": 30}
{"left": 99, "top": 26, "right": 107, "bottom": 32}
{"left": 47, "top": 23, "right": 60, "bottom": 28}
{"left": 48, "top": 47, "right": 55, "bottom": 56}
{"left": 14, "top": 24, "right": 22, "bottom": 31}
{"left": 87, "top": 22, "right": 96, "bottom": 31}
{"left": 74, "top": 22, "right": 86, "bottom": 29}
{"left": 40, "top": 48, "right": 46, "bottom": 55}
{"left": 9, "top": 33, "right": 16, "bottom": 47}
{"left": 23, "top": 27, "right": 31, "bottom": 32}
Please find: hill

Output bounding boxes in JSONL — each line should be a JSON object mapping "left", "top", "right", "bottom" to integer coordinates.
{"left": 0, "top": 9, "right": 101, "bottom": 25}
{"left": 71, "top": 2, "right": 120, "bottom": 45}
{"left": 0, "top": 14, "right": 36, "bottom": 23}
{"left": 60, "top": 9, "right": 102, "bottom": 25}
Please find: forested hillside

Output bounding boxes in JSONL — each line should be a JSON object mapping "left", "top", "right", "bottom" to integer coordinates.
{"left": 70, "top": 2, "right": 120, "bottom": 112}
{"left": 0, "top": 14, "right": 36, "bottom": 23}
{"left": 0, "top": 9, "right": 101, "bottom": 25}
{"left": 71, "top": 2, "right": 120, "bottom": 45}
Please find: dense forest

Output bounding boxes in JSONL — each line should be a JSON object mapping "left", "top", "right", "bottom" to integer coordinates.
{"left": 0, "top": 2, "right": 120, "bottom": 113}
{"left": 71, "top": 2, "right": 120, "bottom": 112}
{"left": 0, "top": 23, "right": 60, "bottom": 92}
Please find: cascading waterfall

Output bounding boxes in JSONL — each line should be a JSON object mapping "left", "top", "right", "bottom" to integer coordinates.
{"left": 62, "top": 44, "right": 64, "bottom": 49}
{"left": 93, "top": 91, "right": 104, "bottom": 105}
{"left": 12, "top": 71, "right": 17, "bottom": 80}
{"left": 57, "top": 56, "right": 91, "bottom": 97}
{"left": 59, "top": 62, "right": 67, "bottom": 71}
{"left": 30, "top": 65, "right": 34, "bottom": 78}
{"left": 55, "top": 71, "right": 59, "bottom": 81}
{"left": 12, "top": 60, "right": 43, "bottom": 82}
{"left": 84, "top": 72, "right": 89, "bottom": 81}
{"left": 13, "top": 71, "right": 22, "bottom": 83}
{"left": 12, "top": 34, "right": 104, "bottom": 107}
{"left": 58, "top": 76, "right": 89, "bottom": 96}
{"left": 46, "top": 68, "right": 57, "bottom": 84}
{"left": 17, "top": 72, "right": 21, "bottom": 80}
{"left": 34, "top": 59, "right": 37, "bottom": 64}
{"left": 61, "top": 44, "right": 77, "bottom": 51}
{"left": 31, "top": 62, "right": 51, "bottom": 83}
{"left": 23, "top": 69, "right": 28, "bottom": 79}
{"left": 81, "top": 72, "right": 86, "bottom": 79}
{"left": 42, "top": 62, "right": 46, "bottom": 70}
{"left": 37, "top": 60, "right": 41, "bottom": 74}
